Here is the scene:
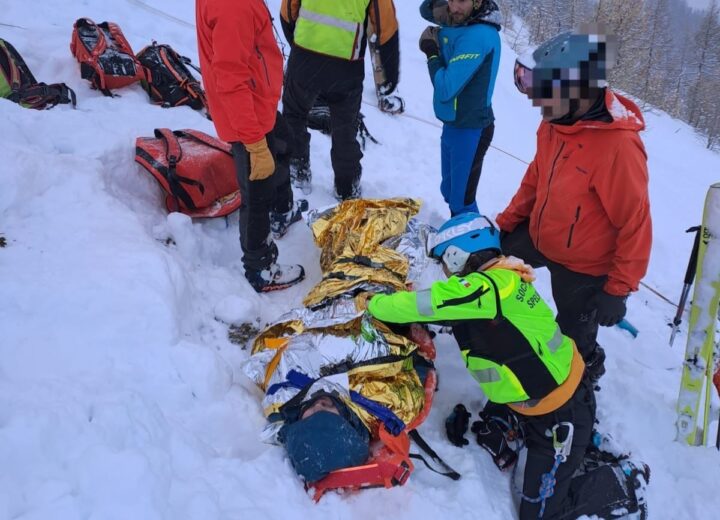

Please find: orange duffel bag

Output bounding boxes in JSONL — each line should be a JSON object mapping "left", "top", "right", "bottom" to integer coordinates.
{"left": 135, "top": 128, "right": 241, "bottom": 218}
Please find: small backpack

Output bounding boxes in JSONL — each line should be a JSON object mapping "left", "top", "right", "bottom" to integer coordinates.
{"left": 70, "top": 18, "right": 145, "bottom": 96}
{"left": 0, "top": 38, "right": 76, "bottom": 109}
{"left": 136, "top": 42, "right": 208, "bottom": 115}
{"left": 135, "top": 129, "right": 241, "bottom": 218}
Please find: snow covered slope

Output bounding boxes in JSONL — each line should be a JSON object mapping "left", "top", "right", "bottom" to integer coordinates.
{"left": 1, "top": 1, "right": 719, "bottom": 518}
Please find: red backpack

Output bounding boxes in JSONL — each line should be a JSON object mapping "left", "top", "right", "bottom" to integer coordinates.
{"left": 135, "top": 129, "right": 241, "bottom": 218}
{"left": 70, "top": 18, "right": 145, "bottom": 96}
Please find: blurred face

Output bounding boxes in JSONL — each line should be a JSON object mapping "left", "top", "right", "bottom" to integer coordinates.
{"left": 532, "top": 87, "right": 573, "bottom": 121}
{"left": 301, "top": 396, "right": 340, "bottom": 419}
{"left": 448, "top": 0, "right": 474, "bottom": 24}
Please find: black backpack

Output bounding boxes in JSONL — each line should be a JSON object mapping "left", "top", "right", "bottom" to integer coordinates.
{"left": 0, "top": 38, "right": 76, "bottom": 109}
{"left": 137, "top": 42, "right": 208, "bottom": 115}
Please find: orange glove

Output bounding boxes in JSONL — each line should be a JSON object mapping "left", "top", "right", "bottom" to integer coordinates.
{"left": 245, "top": 137, "right": 275, "bottom": 181}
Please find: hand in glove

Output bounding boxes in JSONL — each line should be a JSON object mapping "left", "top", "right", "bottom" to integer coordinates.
{"left": 445, "top": 404, "right": 471, "bottom": 447}
{"left": 471, "top": 415, "right": 518, "bottom": 471}
{"left": 419, "top": 26, "right": 440, "bottom": 59}
{"left": 589, "top": 291, "right": 627, "bottom": 327}
{"left": 245, "top": 137, "right": 275, "bottom": 181}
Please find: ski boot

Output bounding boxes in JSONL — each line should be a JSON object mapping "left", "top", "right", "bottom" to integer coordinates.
{"left": 582, "top": 429, "right": 630, "bottom": 472}
{"left": 333, "top": 181, "right": 362, "bottom": 202}
{"left": 617, "top": 460, "right": 651, "bottom": 519}
{"left": 271, "top": 199, "right": 309, "bottom": 240}
{"left": 246, "top": 263, "right": 305, "bottom": 293}
{"left": 290, "top": 158, "right": 312, "bottom": 195}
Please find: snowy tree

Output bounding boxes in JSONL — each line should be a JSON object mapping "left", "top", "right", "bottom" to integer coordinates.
{"left": 637, "top": 0, "right": 673, "bottom": 107}
{"left": 686, "top": 0, "right": 720, "bottom": 130}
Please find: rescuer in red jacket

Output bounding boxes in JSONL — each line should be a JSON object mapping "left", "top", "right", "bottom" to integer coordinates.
{"left": 499, "top": 29, "right": 652, "bottom": 383}
{"left": 196, "top": 0, "right": 307, "bottom": 292}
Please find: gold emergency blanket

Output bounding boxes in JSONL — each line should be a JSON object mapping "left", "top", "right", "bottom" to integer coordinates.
{"left": 245, "top": 199, "right": 429, "bottom": 432}
{"left": 247, "top": 300, "right": 425, "bottom": 429}
{"left": 303, "top": 198, "right": 421, "bottom": 308}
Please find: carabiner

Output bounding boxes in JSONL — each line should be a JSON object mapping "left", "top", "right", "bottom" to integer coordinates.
{"left": 551, "top": 422, "right": 574, "bottom": 462}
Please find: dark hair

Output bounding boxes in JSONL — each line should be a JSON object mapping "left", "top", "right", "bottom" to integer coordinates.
{"left": 458, "top": 248, "right": 500, "bottom": 276}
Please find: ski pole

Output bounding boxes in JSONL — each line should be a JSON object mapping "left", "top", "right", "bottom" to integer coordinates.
{"left": 669, "top": 226, "right": 701, "bottom": 346}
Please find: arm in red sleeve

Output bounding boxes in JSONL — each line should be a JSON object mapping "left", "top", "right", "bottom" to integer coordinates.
{"left": 593, "top": 134, "right": 652, "bottom": 295}
{"left": 496, "top": 158, "right": 539, "bottom": 232}
{"left": 207, "top": 1, "right": 264, "bottom": 144}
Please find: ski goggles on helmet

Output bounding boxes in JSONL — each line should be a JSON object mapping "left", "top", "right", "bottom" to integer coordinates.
{"left": 513, "top": 59, "right": 533, "bottom": 95}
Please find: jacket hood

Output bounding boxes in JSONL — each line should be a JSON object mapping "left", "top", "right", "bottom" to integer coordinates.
{"left": 553, "top": 90, "right": 645, "bottom": 134}
{"left": 420, "top": 0, "right": 502, "bottom": 29}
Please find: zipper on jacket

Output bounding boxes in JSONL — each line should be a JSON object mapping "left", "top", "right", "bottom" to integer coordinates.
{"left": 566, "top": 205, "right": 581, "bottom": 248}
{"left": 535, "top": 140, "right": 566, "bottom": 250}
{"left": 255, "top": 46, "right": 271, "bottom": 86}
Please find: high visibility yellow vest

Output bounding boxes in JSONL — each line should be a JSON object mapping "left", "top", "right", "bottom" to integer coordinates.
{"left": 294, "top": 0, "right": 371, "bottom": 60}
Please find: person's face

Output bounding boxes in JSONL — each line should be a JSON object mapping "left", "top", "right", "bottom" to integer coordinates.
{"left": 531, "top": 87, "right": 573, "bottom": 121}
{"left": 448, "top": 0, "right": 475, "bottom": 24}
{"left": 301, "top": 396, "right": 340, "bottom": 419}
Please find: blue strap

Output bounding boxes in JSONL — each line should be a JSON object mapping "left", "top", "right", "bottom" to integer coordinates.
{"left": 349, "top": 391, "right": 406, "bottom": 436}
{"left": 278, "top": 370, "right": 406, "bottom": 435}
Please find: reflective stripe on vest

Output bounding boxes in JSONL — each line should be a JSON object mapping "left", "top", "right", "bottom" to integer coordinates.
{"left": 294, "top": 0, "right": 370, "bottom": 60}
{"left": 463, "top": 351, "right": 530, "bottom": 403}
{"left": 416, "top": 289, "right": 434, "bottom": 316}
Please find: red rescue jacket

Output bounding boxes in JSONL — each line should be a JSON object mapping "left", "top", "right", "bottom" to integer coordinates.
{"left": 497, "top": 90, "right": 652, "bottom": 296}
{"left": 195, "top": 0, "right": 283, "bottom": 144}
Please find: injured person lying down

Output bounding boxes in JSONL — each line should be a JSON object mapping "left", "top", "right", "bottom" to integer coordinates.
{"left": 242, "top": 199, "right": 439, "bottom": 496}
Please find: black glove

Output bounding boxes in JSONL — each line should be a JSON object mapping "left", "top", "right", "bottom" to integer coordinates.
{"left": 445, "top": 404, "right": 471, "bottom": 447}
{"left": 590, "top": 291, "right": 627, "bottom": 327}
{"left": 419, "top": 26, "right": 440, "bottom": 59}
{"left": 471, "top": 414, "right": 518, "bottom": 471}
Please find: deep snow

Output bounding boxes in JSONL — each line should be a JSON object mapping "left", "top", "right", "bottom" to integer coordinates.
{"left": 1, "top": 1, "right": 720, "bottom": 519}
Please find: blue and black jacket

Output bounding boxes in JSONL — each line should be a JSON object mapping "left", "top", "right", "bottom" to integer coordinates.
{"left": 419, "top": 0, "right": 501, "bottom": 129}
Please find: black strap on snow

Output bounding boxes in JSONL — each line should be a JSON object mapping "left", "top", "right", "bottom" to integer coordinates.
{"left": 408, "top": 429, "right": 461, "bottom": 480}
{"left": 8, "top": 82, "right": 77, "bottom": 109}
{"left": 153, "top": 128, "right": 205, "bottom": 211}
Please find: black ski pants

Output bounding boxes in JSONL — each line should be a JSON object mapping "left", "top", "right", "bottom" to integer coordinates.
{"left": 501, "top": 221, "right": 606, "bottom": 360}
{"left": 231, "top": 112, "right": 293, "bottom": 272}
{"left": 282, "top": 56, "right": 364, "bottom": 199}
{"left": 518, "top": 379, "right": 633, "bottom": 519}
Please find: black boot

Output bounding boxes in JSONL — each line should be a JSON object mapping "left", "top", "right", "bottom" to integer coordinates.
{"left": 245, "top": 263, "right": 305, "bottom": 293}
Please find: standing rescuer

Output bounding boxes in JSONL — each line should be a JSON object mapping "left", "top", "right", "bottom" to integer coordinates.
{"left": 280, "top": 0, "right": 400, "bottom": 199}
{"left": 195, "top": 0, "right": 307, "bottom": 293}
{"left": 365, "top": 213, "right": 651, "bottom": 519}
{"left": 498, "top": 28, "right": 652, "bottom": 382}
{"left": 418, "top": 0, "right": 501, "bottom": 217}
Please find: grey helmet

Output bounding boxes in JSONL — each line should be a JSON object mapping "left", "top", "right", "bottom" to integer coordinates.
{"left": 516, "top": 29, "right": 617, "bottom": 101}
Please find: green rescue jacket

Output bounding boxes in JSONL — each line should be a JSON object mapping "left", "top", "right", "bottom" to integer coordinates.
{"left": 368, "top": 267, "right": 574, "bottom": 404}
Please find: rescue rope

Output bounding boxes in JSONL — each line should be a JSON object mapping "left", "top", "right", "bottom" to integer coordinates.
{"left": 508, "top": 421, "right": 573, "bottom": 518}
